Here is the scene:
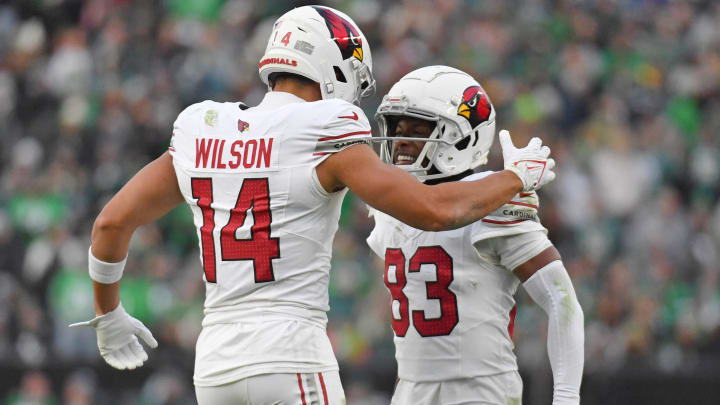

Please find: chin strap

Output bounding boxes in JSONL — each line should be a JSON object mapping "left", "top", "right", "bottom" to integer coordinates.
{"left": 523, "top": 260, "right": 585, "bottom": 405}
{"left": 423, "top": 169, "right": 474, "bottom": 185}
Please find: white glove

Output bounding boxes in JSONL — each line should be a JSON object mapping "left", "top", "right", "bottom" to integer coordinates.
{"left": 70, "top": 302, "right": 158, "bottom": 370}
{"left": 499, "top": 130, "right": 556, "bottom": 191}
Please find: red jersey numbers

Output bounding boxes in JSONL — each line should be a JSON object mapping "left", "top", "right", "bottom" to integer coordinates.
{"left": 191, "top": 178, "right": 217, "bottom": 281}
{"left": 191, "top": 177, "right": 280, "bottom": 284}
{"left": 221, "top": 178, "right": 279, "bottom": 282}
{"left": 409, "top": 247, "right": 458, "bottom": 336}
{"left": 385, "top": 249, "right": 410, "bottom": 336}
{"left": 383, "top": 246, "right": 458, "bottom": 337}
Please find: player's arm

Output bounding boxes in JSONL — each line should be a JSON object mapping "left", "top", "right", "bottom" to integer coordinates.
{"left": 514, "top": 246, "right": 585, "bottom": 405}
{"left": 70, "top": 152, "right": 183, "bottom": 370}
{"left": 91, "top": 151, "right": 183, "bottom": 312}
{"left": 319, "top": 129, "right": 554, "bottom": 231}
{"left": 319, "top": 143, "right": 522, "bottom": 231}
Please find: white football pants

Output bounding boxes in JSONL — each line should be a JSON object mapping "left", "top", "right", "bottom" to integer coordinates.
{"left": 391, "top": 371, "right": 523, "bottom": 405}
{"left": 195, "top": 371, "right": 346, "bottom": 405}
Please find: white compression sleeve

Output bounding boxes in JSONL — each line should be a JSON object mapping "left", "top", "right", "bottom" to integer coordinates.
{"left": 522, "top": 260, "right": 584, "bottom": 405}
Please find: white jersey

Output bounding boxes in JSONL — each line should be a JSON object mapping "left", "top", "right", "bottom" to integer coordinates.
{"left": 169, "top": 91, "right": 371, "bottom": 385}
{"left": 367, "top": 172, "right": 551, "bottom": 382}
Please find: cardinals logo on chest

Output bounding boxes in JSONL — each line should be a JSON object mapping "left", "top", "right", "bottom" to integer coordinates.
{"left": 457, "top": 86, "right": 491, "bottom": 128}
{"left": 312, "top": 6, "right": 364, "bottom": 61}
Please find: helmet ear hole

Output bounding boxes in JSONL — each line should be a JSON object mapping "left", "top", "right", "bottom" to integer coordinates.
{"left": 333, "top": 66, "right": 347, "bottom": 83}
{"left": 455, "top": 135, "right": 471, "bottom": 151}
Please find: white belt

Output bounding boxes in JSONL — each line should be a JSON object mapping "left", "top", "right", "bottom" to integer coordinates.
{"left": 202, "top": 304, "right": 328, "bottom": 328}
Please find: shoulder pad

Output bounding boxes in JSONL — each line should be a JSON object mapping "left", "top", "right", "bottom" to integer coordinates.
{"left": 469, "top": 186, "right": 546, "bottom": 243}
{"left": 484, "top": 191, "right": 539, "bottom": 224}
{"left": 312, "top": 100, "right": 371, "bottom": 156}
{"left": 318, "top": 99, "right": 370, "bottom": 129}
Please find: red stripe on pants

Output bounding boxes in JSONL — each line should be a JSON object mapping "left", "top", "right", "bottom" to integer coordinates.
{"left": 297, "top": 373, "right": 307, "bottom": 405}
{"left": 508, "top": 306, "right": 518, "bottom": 339}
{"left": 318, "top": 372, "right": 329, "bottom": 405}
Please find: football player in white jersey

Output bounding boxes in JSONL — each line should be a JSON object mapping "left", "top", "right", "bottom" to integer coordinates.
{"left": 70, "top": 7, "right": 558, "bottom": 405}
{"left": 367, "top": 66, "right": 584, "bottom": 405}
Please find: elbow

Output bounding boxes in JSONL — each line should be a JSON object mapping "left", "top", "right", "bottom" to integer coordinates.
{"left": 390, "top": 187, "right": 459, "bottom": 231}
{"left": 569, "top": 291, "right": 584, "bottom": 318}
{"left": 564, "top": 296, "right": 585, "bottom": 328}
{"left": 418, "top": 220, "right": 444, "bottom": 232}
{"left": 417, "top": 201, "right": 458, "bottom": 232}
{"left": 425, "top": 213, "right": 456, "bottom": 232}
{"left": 92, "top": 207, "right": 131, "bottom": 241}
{"left": 575, "top": 299, "right": 585, "bottom": 323}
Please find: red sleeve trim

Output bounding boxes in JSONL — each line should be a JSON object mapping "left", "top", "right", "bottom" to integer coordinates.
{"left": 338, "top": 111, "right": 358, "bottom": 120}
{"left": 481, "top": 218, "right": 527, "bottom": 225}
{"left": 508, "top": 201, "right": 537, "bottom": 209}
{"left": 313, "top": 152, "right": 330, "bottom": 156}
{"left": 318, "top": 130, "right": 371, "bottom": 142}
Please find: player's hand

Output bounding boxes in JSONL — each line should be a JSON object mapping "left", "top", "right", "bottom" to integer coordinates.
{"left": 69, "top": 302, "right": 157, "bottom": 370}
{"left": 499, "top": 130, "right": 556, "bottom": 191}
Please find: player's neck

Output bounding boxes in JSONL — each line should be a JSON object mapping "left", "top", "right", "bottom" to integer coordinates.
{"left": 272, "top": 79, "right": 322, "bottom": 102}
{"left": 425, "top": 170, "right": 474, "bottom": 185}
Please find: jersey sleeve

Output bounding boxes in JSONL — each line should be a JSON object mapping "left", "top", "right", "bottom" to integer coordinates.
{"left": 313, "top": 101, "right": 372, "bottom": 157}
{"left": 366, "top": 207, "right": 386, "bottom": 258}
{"left": 467, "top": 171, "right": 548, "bottom": 244}
{"left": 366, "top": 207, "right": 412, "bottom": 259}
{"left": 489, "top": 230, "right": 553, "bottom": 271}
{"left": 168, "top": 101, "right": 210, "bottom": 169}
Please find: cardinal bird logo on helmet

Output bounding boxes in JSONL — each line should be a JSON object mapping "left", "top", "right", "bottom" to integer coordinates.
{"left": 457, "top": 86, "right": 491, "bottom": 128}
{"left": 312, "top": 6, "right": 364, "bottom": 62}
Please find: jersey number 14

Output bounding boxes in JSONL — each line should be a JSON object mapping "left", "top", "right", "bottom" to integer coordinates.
{"left": 191, "top": 177, "right": 280, "bottom": 283}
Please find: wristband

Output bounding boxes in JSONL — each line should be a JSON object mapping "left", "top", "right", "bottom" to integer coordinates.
{"left": 88, "top": 247, "right": 127, "bottom": 284}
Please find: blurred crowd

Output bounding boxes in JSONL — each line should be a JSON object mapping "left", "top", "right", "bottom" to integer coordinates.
{"left": 1, "top": 0, "right": 719, "bottom": 404}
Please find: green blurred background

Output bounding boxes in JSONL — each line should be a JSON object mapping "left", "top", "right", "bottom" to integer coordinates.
{"left": 1, "top": 0, "right": 719, "bottom": 404}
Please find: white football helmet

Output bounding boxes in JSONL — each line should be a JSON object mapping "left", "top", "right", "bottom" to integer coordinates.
{"left": 374, "top": 66, "right": 496, "bottom": 182}
{"left": 258, "top": 6, "right": 375, "bottom": 105}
